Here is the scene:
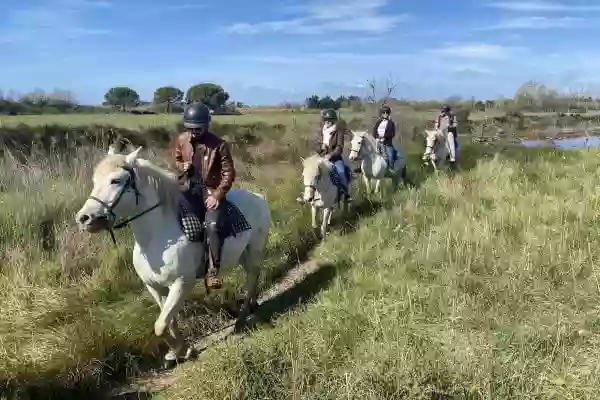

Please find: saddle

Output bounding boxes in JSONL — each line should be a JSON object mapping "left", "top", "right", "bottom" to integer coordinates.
{"left": 178, "top": 192, "right": 251, "bottom": 244}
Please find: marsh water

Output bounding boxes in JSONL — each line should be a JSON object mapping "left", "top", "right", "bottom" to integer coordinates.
{"left": 520, "top": 136, "right": 600, "bottom": 149}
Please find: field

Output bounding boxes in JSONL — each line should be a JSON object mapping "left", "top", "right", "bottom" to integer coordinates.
{"left": 1, "top": 108, "right": 600, "bottom": 399}
{"left": 0, "top": 107, "right": 509, "bottom": 130}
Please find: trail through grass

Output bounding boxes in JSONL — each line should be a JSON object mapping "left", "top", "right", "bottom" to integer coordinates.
{"left": 161, "top": 147, "right": 600, "bottom": 399}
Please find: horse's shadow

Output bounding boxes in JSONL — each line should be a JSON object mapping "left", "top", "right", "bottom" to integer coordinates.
{"left": 329, "top": 197, "right": 383, "bottom": 236}
{"left": 245, "top": 260, "right": 345, "bottom": 330}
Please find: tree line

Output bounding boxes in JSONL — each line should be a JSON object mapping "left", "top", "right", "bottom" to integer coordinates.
{"left": 2, "top": 79, "right": 600, "bottom": 116}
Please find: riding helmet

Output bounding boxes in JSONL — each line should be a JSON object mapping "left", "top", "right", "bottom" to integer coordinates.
{"left": 183, "top": 102, "right": 212, "bottom": 129}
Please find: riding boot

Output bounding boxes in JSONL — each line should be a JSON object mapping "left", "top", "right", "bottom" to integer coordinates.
{"left": 206, "top": 231, "right": 223, "bottom": 289}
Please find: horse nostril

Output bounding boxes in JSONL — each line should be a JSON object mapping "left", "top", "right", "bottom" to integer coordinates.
{"left": 78, "top": 214, "right": 90, "bottom": 224}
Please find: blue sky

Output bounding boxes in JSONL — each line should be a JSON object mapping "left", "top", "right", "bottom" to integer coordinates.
{"left": 1, "top": 0, "right": 600, "bottom": 105}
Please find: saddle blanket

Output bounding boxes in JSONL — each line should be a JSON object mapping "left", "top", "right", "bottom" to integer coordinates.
{"left": 178, "top": 195, "right": 251, "bottom": 243}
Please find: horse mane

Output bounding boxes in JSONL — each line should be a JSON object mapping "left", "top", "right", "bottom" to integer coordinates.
{"left": 94, "top": 154, "right": 181, "bottom": 213}
{"left": 302, "top": 154, "right": 332, "bottom": 179}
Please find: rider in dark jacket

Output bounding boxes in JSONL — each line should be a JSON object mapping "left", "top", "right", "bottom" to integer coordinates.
{"left": 371, "top": 104, "right": 397, "bottom": 170}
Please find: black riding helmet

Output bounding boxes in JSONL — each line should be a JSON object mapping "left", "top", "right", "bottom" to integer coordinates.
{"left": 183, "top": 102, "right": 211, "bottom": 129}
{"left": 322, "top": 109, "right": 338, "bottom": 121}
{"left": 380, "top": 104, "right": 391, "bottom": 114}
{"left": 441, "top": 104, "right": 451, "bottom": 113}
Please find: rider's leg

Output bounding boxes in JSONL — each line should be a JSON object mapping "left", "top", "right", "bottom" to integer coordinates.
{"left": 385, "top": 144, "right": 397, "bottom": 169}
{"left": 446, "top": 130, "right": 457, "bottom": 163}
{"left": 333, "top": 160, "right": 348, "bottom": 187}
{"left": 333, "top": 159, "right": 352, "bottom": 200}
{"left": 204, "top": 204, "right": 224, "bottom": 289}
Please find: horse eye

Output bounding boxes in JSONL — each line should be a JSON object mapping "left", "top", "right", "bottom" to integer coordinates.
{"left": 110, "top": 179, "right": 121, "bottom": 185}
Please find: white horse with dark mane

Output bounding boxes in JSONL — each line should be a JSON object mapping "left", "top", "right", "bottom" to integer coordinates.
{"left": 348, "top": 130, "right": 409, "bottom": 195}
{"left": 299, "top": 154, "right": 349, "bottom": 237}
{"left": 75, "top": 146, "right": 271, "bottom": 366}
{"left": 422, "top": 129, "right": 452, "bottom": 171}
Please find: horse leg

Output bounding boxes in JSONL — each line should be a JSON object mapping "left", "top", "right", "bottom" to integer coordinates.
{"left": 362, "top": 173, "right": 371, "bottom": 194}
{"left": 235, "top": 231, "right": 267, "bottom": 332}
{"left": 311, "top": 204, "right": 318, "bottom": 230}
{"left": 235, "top": 262, "right": 260, "bottom": 333}
{"left": 146, "top": 284, "right": 191, "bottom": 365}
{"left": 374, "top": 179, "right": 382, "bottom": 195}
{"left": 400, "top": 165, "right": 412, "bottom": 187}
{"left": 321, "top": 207, "right": 332, "bottom": 237}
{"left": 153, "top": 279, "right": 194, "bottom": 364}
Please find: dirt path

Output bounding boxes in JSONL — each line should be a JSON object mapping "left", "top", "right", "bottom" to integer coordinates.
{"left": 109, "top": 258, "right": 322, "bottom": 398}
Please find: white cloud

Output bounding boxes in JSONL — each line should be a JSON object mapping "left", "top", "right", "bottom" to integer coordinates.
{"left": 427, "top": 43, "right": 520, "bottom": 59}
{"left": 487, "top": 1, "right": 600, "bottom": 12}
{"left": 224, "top": 0, "right": 406, "bottom": 35}
{"left": 1, "top": 2, "right": 112, "bottom": 44}
{"left": 230, "top": 52, "right": 412, "bottom": 65}
{"left": 478, "top": 16, "right": 585, "bottom": 29}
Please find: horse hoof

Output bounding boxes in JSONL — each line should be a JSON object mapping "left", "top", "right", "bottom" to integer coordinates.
{"left": 234, "top": 318, "right": 247, "bottom": 334}
{"left": 163, "top": 358, "right": 177, "bottom": 370}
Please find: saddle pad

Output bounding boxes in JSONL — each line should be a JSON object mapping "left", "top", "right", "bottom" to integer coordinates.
{"left": 178, "top": 195, "right": 252, "bottom": 243}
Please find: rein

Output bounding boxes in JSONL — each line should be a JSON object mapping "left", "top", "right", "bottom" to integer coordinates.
{"left": 88, "top": 165, "right": 161, "bottom": 245}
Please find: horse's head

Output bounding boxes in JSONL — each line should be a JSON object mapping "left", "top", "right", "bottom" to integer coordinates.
{"left": 301, "top": 154, "right": 330, "bottom": 203}
{"left": 423, "top": 129, "right": 445, "bottom": 160}
{"left": 76, "top": 146, "right": 145, "bottom": 233}
{"left": 348, "top": 130, "right": 369, "bottom": 161}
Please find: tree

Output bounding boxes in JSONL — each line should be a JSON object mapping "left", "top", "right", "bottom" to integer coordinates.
{"left": 153, "top": 86, "right": 184, "bottom": 113}
{"left": 104, "top": 86, "right": 140, "bottom": 111}
{"left": 186, "top": 83, "right": 229, "bottom": 110}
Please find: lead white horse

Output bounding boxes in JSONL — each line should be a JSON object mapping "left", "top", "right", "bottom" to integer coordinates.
{"left": 300, "top": 154, "right": 349, "bottom": 237}
{"left": 422, "top": 129, "right": 452, "bottom": 171}
{"left": 348, "top": 130, "right": 408, "bottom": 195}
{"left": 75, "top": 146, "right": 271, "bottom": 366}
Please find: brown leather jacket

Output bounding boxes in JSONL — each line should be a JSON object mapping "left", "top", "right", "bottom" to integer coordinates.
{"left": 313, "top": 122, "right": 345, "bottom": 162}
{"left": 173, "top": 131, "right": 235, "bottom": 201}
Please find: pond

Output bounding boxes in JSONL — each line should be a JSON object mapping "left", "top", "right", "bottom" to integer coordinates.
{"left": 520, "top": 136, "right": 600, "bottom": 149}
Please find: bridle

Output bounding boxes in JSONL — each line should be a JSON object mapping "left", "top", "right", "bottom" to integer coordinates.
{"left": 350, "top": 134, "right": 385, "bottom": 160}
{"left": 349, "top": 134, "right": 366, "bottom": 160}
{"left": 304, "top": 165, "right": 333, "bottom": 204}
{"left": 304, "top": 171, "right": 321, "bottom": 203}
{"left": 87, "top": 165, "right": 161, "bottom": 245}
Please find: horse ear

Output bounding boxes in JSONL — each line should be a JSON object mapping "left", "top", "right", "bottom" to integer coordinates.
{"left": 107, "top": 144, "right": 117, "bottom": 155}
{"left": 125, "top": 146, "right": 143, "bottom": 164}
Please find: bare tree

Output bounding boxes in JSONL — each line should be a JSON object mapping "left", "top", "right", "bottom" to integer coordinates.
{"left": 366, "top": 73, "right": 397, "bottom": 105}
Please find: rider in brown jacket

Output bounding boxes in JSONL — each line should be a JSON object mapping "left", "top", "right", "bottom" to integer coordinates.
{"left": 173, "top": 102, "right": 235, "bottom": 289}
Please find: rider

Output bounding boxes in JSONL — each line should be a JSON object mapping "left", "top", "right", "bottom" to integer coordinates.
{"left": 371, "top": 104, "right": 397, "bottom": 171}
{"left": 173, "top": 102, "right": 235, "bottom": 289}
{"left": 434, "top": 104, "right": 458, "bottom": 164}
{"left": 297, "top": 109, "right": 351, "bottom": 203}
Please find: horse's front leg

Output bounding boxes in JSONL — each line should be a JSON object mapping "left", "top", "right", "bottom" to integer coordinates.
{"left": 311, "top": 204, "right": 318, "bottom": 230}
{"left": 321, "top": 207, "right": 332, "bottom": 237}
{"left": 362, "top": 173, "right": 371, "bottom": 194}
{"left": 154, "top": 279, "right": 194, "bottom": 367}
{"left": 374, "top": 179, "right": 382, "bottom": 195}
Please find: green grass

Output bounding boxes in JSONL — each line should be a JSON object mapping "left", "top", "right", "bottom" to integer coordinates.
{"left": 2, "top": 109, "right": 600, "bottom": 399}
{"left": 0, "top": 110, "right": 364, "bottom": 129}
{"left": 0, "top": 107, "right": 519, "bottom": 130}
{"left": 0, "top": 119, "right": 318, "bottom": 396}
{"left": 160, "top": 146, "right": 600, "bottom": 399}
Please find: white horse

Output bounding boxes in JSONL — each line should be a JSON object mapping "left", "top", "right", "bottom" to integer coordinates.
{"left": 75, "top": 146, "right": 271, "bottom": 366}
{"left": 300, "top": 154, "right": 349, "bottom": 237}
{"left": 422, "top": 129, "right": 452, "bottom": 171}
{"left": 348, "top": 130, "right": 408, "bottom": 195}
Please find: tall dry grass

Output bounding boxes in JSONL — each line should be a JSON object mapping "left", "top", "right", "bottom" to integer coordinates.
{"left": 163, "top": 147, "right": 600, "bottom": 400}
